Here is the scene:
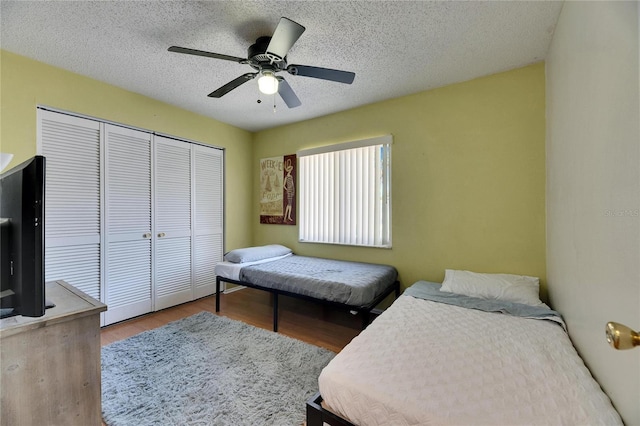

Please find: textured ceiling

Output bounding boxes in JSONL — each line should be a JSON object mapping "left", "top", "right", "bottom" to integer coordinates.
{"left": 0, "top": 1, "right": 563, "bottom": 132}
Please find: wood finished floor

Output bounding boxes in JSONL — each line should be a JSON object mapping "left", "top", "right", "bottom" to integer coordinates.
{"left": 100, "top": 287, "right": 363, "bottom": 353}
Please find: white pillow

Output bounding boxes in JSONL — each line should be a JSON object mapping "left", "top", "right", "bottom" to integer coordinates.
{"left": 224, "top": 244, "right": 292, "bottom": 263}
{"left": 440, "top": 269, "right": 543, "bottom": 307}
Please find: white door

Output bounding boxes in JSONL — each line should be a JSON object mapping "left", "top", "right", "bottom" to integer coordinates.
{"left": 39, "top": 110, "right": 102, "bottom": 301}
{"left": 154, "top": 136, "right": 192, "bottom": 310}
{"left": 193, "top": 145, "right": 224, "bottom": 298}
{"left": 104, "top": 124, "right": 152, "bottom": 325}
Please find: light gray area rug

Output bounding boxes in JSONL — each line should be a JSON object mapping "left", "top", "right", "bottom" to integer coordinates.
{"left": 101, "top": 311, "right": 335, "bottom": 426}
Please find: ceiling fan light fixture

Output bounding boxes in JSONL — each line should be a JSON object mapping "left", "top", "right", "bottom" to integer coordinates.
{"left": 258, "top": 71, "right": 279, "bottom": 95}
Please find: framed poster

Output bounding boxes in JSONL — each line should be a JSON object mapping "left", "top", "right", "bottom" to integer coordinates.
{"left": 259, "top": 154, "right": 296, "bottom": 225}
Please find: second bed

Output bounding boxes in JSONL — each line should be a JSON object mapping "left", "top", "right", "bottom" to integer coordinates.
{"left": 214, "top": 245, "right": 399, "bottom": 331}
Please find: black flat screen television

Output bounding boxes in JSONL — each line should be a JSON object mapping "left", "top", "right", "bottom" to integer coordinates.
{"left": 0, "top": 155, "right": 46, "bottom": 318}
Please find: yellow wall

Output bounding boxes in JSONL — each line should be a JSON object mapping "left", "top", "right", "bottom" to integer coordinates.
{"left": 253, "top": 63, "right": 547, "bottom": 296}
{"left": 1, "top": 50, "right": 546, "bottom": 297}
{"left": 0, "top": 50, "right": 254, "bottom": 250}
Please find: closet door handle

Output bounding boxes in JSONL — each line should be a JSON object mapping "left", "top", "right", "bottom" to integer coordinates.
{"left": 143, "top": 233, "right": 151, "bottom": 239}
{"left": 158, "top": 232, "right": 166, "bottom": 238}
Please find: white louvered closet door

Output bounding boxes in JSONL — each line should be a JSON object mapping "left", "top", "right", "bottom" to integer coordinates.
{"left": 154, "top": 136, "right": 192, "bottom": 310}
{"left": 104, "top": 124, "right": 152, "bottom": 325}
{"left": 39, "top": 109, "right": 225, "bottom": 325}
{"left": 40, "top": 110, "right": 102, "bottom": 300}
{"left": 193, "top": 145, "right": 224, "bottom": 298}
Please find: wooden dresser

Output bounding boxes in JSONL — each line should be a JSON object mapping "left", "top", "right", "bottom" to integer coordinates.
{"left": 0, "top": 280, "right": 107, "bottom": 426}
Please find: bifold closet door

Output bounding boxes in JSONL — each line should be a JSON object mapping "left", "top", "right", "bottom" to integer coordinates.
{"left": 40, "top": 110, "right": 102, "bottom": 301}
{"left": 154, "top": 136, "right": 193, "bottom": 310}
{"left": 40, "top": 109, "right": 225, "bottom": 325}
{"left": 104, "top": 124, "right": 152, "bottom": 325}
{"left": 193, "top": 145, "right": 224, "bottom": 298}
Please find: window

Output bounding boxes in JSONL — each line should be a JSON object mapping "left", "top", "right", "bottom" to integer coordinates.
{"left": 298, "top": 135, "right": 392, "bottom": 247}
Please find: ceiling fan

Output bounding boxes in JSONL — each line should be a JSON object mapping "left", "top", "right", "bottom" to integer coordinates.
{"left": 168, "top": 17, "right": 355, "bottom": 108}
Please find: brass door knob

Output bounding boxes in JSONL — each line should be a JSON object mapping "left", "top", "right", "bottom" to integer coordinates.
{"left": 606, "top": 322, "right": 640, "bottom": 350}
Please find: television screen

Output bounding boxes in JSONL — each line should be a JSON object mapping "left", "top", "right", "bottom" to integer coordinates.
{"left": 0, "top": 155, "right": 45, "bottom": 318}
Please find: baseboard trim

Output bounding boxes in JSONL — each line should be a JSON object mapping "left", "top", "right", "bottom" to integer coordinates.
{"left": 224, "top": 285, "right": 246, "bottom": 295}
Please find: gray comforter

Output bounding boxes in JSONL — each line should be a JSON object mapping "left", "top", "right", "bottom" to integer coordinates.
{"left": 404, "top": 280, "right": 566, "bottom": 329}
{"left": 239, "top": 255, "right": 398, "bottom": 307}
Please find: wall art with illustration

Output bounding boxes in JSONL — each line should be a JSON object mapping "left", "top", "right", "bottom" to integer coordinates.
{"left": 259, "top": 154, "right": 296, "bottom": 225}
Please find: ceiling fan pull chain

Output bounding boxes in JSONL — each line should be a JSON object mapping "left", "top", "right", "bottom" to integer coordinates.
{"left": 273, "top": 93, "right": 277, "bottom": 114}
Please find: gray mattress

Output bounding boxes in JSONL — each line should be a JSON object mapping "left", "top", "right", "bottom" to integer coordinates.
{"left": 238, "top": 255, "right": 398, "bottom": 307}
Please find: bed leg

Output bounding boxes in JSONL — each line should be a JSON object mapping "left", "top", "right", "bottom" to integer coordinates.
{"left": 273, "top": 292, "right": 279, "bottom": 332}
{"left": 306, "top": 392, "right": 356, "bottom": 426}
{"left": 215, "top": 277, "right": 221, "bottom": 312}
{"left": 361, "top": 311, "right": 370, "bottom": 329}
{"left": 306, "top": 392, "right": 324, "bottom": 426}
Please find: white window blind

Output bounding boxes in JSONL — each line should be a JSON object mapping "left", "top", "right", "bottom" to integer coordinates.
{"left": 298, "top": 135, "right": 392, "bottom": 247}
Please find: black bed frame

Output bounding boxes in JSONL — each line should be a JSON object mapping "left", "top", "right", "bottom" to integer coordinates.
{"left": 215, "top": 276, "right": 400, "bottom": 332}
{"left": 306, "top": 392, "right": 356, "bottom": 426}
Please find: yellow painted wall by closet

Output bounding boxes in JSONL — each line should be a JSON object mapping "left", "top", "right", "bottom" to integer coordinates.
{"left": 0, "top": 50, "right": 254, "bottom": 250}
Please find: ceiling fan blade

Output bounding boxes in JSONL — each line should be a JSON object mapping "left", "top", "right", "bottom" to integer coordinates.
{"left": 287, "top": 65, "right": 355, "bottom": 84}
{"left": 277, "top": 78, "right": 301, "bottom": 108}
{"left": 168, "top": 46, "right": 246, "bottom": 63}
{"left": 266, "top": 17, "right": 305, "bottom": 60}
{"left": 208, "top": 73, "right": 257, "bottom": 98}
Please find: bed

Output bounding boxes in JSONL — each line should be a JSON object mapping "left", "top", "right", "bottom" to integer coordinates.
{"left": 214, "top": 245, "right": 400, "bottom": 331}
{"left": 307, "top": 273, "right": 622, "bottom": 426}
